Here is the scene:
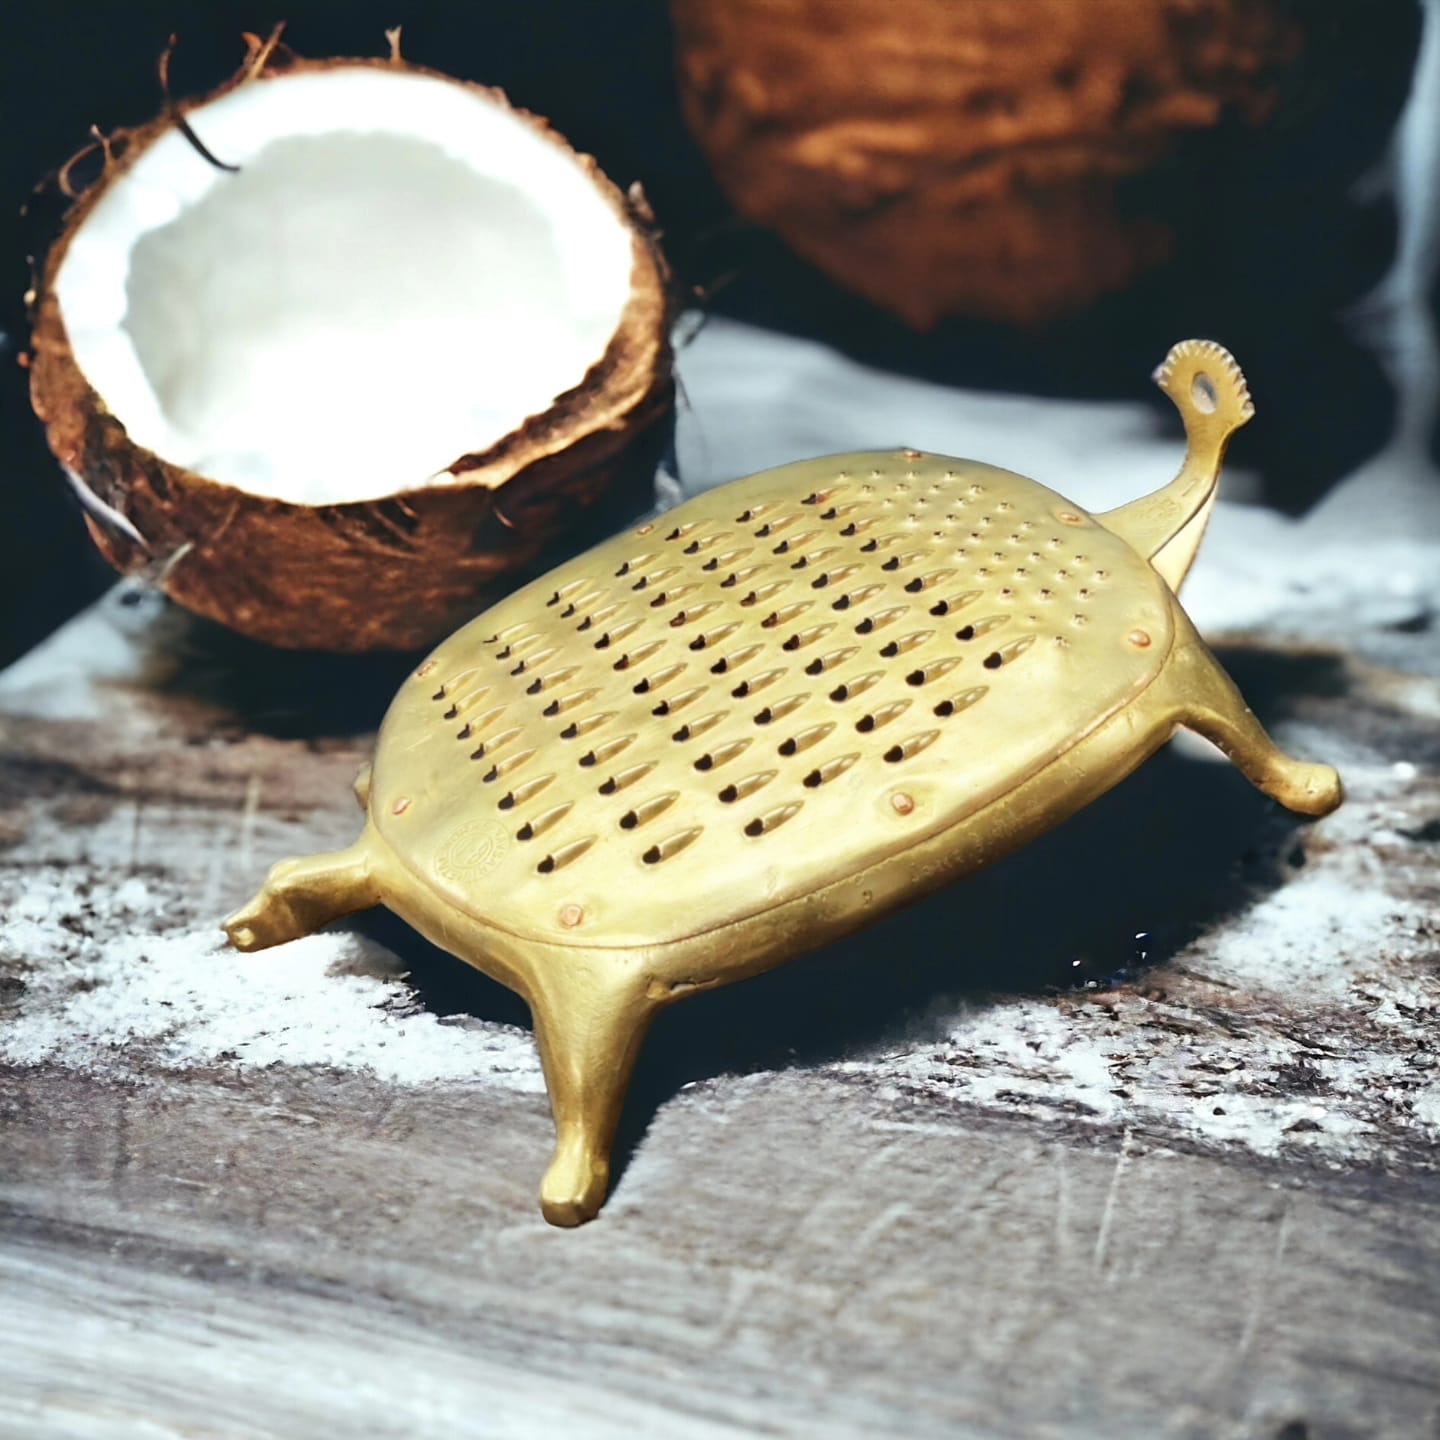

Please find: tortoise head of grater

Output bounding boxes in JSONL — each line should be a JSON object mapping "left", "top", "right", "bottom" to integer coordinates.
{"left": 225, "top": 339, "right": 1342, "bottom": 1227}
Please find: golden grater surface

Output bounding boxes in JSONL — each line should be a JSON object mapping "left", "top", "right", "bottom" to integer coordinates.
{"left": 370, "top": 450, "right": 1175, "bottom": 949}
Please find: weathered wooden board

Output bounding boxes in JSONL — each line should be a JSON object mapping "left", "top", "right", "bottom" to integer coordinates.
{"left": 1, "top": 506, "right": 1438, "bottom": 1440}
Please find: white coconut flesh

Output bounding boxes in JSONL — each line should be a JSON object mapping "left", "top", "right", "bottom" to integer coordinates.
{"left": 54, "top": 67, "right": 637, "bottom": 505}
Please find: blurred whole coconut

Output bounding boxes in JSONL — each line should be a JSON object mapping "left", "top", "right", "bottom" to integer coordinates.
{"left": 673, "top": 0, "right": 1338, "bottom": 329}
{"left": 29, "top": 30, "right": 673, "bottom": 651}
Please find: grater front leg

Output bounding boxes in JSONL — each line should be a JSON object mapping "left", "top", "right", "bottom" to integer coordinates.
{"left": 223, "top": 834, "right": 382, "bottom": 951}
{"left": 1160, "top": 617, "right": 1343, "bottom": 818}
{"left": 528, "top": 971, "right": 658, "bottom": 1226}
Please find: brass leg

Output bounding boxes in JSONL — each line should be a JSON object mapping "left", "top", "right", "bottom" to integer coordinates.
{"left": 529, "top": 973, "right": 657, "bottom": 1227}
{"left": 1162, "top": 622, "right": 1342, "bottom": 817}
{"left": 224, "top": 833, "right": 382, "bottom": 951}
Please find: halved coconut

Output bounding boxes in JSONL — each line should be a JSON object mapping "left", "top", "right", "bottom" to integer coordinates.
{"left": 30, "top": 33, "right": 673, "bottom": 651}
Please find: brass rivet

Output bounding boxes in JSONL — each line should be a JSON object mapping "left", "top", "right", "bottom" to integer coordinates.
{"left": 1129, "top": 629, "right": 1152, "bottom": 648}
{"left": 635, "top": 523, "right": 654, "bottom": 535}
{"left": 891, "top": 792, "right": 915, "bottom": 815}
{"left": 392, "top": 797, "right": 411, "bottom": 815}
{"left": 559, "top": 903, "right": 584, "bottom": 928}
{"left": 1058, "top": 511, "right": 1083, "bottom": 525}
{"left": 416, "top": 660, "right": 436, "bottom": 677}
{"left": 902, "top": 448, "right": 923, "bottom": 460}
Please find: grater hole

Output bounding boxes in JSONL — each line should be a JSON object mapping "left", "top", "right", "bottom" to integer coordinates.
{"left": 471, "top": 746, "right": 487, "bottom": 761}
{"left": 778, "top": 738, "right": 798, "bottom": 757}
{"left": 633, "top": 679, "right": 650, "bottom": 694}
{"left": 721, "top": 574, "right": 738, "bottom": 588}
{"left": 855, "top": 618, "right": 874, "bottom": 634}
{"left": 497, "top": 646, "right": 512, "bottom": 660}
{"left": 802, "top": 769, "right": 823, "bottom": 787}
{"left": 537, "top": 856, "right": 556, "bottom": 874}
{"left": 652, "top": 701, "right": 670, "bottom": 716}
{"left": 443, "top": 704, "right": 458, "bottom": 719}
{"left": 483, "top": 766, "right": 500, "bottom": 782}
{"left": 773, "top": 540, "right": 790, "bottom": 554}
{"left": 711, "top": 658, "right": 728, "bottom": 674}
{"left": 719, "top": 784, "right": 739, "bottom": 803}
{"left": 632, "top": 576, "right": 649, "bottom": 591}
{"left": 546, "top": 591, "right": 560, "bottom": 607}
{"left": 579, "top": 751, "right": 598, "bottom": 767}
{"left": 499, "top": 793, "right": 516, "bottom": 810}
{"left": 736, "top": 509, "right": 753, "bottom": 522}
{"left": 689, "top": 636, "right": 707, "bottom": 651}
{"left": 755, "top": 708, "right": 774, "bottom": 724}
{"left": 904, "top": 578, "right": 924, "bottom": 592}
{"left": 880, "top": 642, "right": 900, "bottom": 658}
{"left": 615, "top": 561, "right": 631, "bottom": 577}
{"left": 577, "top": 616, "right": 592, "bottom": 631}
{"left": 882, "top": 558, "right": 901, "bottom": 572}
{"left": 619, "top": 811, "right": 639, "bottom": 829}
{"left": 983, "top": 652, "right": 1003, "bottom": 669}
{"left": 840, "top": 523, "right": 857, "bottom": 536}
{"left": 650, "top": 593, "right": 668, "bottom": 608}
{"left": 930, "top": 601, "right": 949, "bottom": 616}
{"left": 883, "top": 745, "right": 904, "bottom": 763}
{"left": 526, "top": 679, "right": 542, "bottom": 695}
{"left": 906, "top": 669, "right": 925, "bottom": 686}
{"left": 782, "top": 636, "right": 800, "bottom": 652}
{"left": 702, "top": 557, "right": 719, "bottom": 572}
{"left": 860, "top": 540, "right": 878, "bottom": 553}
{"left": 811, "top": 574, "right": 830, "bottom": 589}
{"left": 791, "top": 557, "right": 809, "bottom": 571}
{"left": 934, "top": 700, "right": 954, "bottom": 717}
{"left": 432, "top": 687, "right": 447, "bottom": 702}
{"left": 830, "top": 684, "right": 849, "bottom": 701}
{"left": 731, "top": 682, "right": 750, "bottom": 698}
{"left": 857, "top": 715, "right": 876, "bottom": 732}
{"left": 741, "top": 592, "right": 759, "bottom": 607}
{"left": 510, "top": 662, "right": 527, "bottom": 676}
{"left": 665, "top": 527, "right": 681, "bottom": 541}
{"left": 801, "top": 493, "right": 819, "bottom": 505}
{"left": 517, "top": 822, "right": 534, "bottom": 841}
{"left": 560, "top": 723, "right": 579, "bottom": 739}
{"left": 804, "top": 659, "right": 824, "bottom": 676}
{"left": 542, "top": 701, "right": 560, "bottom": 717}
{"left": 683, "top": 541, "right": 701, "bottom": 555}
{"left": 743, "top": 818, "right": 764, "bottom": 836}
{"left": 956, "top": 625, "right": 976, "bottom": 641}
{"left": 695, "top": 754, "right": 714, "bottom": 771}
{"left": 457, "top": 724, "right": 472, "bottom": 739}
{"left": 755, "top": 523, "right": 772, "bottom": 537}
{"left": 594, "top": 634, "right": 611, "bottom": 649}
{"left": 832, "top": 595, "right": 851, "bottom": 611}
{"left": 820, "top": 508, "right": 838, "bottom": 520}
{"left": 642, "top": 846, "right": 662, "bottom": 864}
{"left": 762, "top": 612, "right": 780, "bottom": 628}
{"left": 599, "top": 777, "right": 617, "bottom": 795}
{"left": 561, "top": 604, "right": 576, "bottom": 619}
{"left": 673, "top": 725, "right": 691, "bottom": 742}
{"left": 669, "top": 611, "right": 687, "bottom": 627}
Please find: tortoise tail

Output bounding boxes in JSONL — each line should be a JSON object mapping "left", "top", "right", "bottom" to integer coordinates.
{"left": 1100, "top": 339, "right": 1254, "bottom": 594}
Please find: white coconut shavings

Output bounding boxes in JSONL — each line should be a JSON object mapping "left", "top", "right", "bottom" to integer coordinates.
{"left": 835, "top": 762, "right": 1440, "bottom": 1166}
{"left": 0, "top": 867, "right": 544, "bottom": 1091}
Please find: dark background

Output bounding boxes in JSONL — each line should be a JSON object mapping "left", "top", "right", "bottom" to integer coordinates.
{"left": 0, "top": 2, "right": 1428, "bottom": 668}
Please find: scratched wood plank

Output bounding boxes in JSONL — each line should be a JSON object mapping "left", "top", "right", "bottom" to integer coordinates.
{"left": 1, "top": 544, "right": 1438, "bottom": 1440}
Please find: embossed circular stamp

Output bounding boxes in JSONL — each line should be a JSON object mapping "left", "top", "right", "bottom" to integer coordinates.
{"left": 436, "top": 819, "right": 508, "bottom": 883}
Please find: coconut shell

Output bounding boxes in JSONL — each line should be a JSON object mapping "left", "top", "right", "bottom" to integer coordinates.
{"left": 29, "top": 39, "right": 674, "bottom": 652}
{"left": 673, "top": 0, "right": 1312, "bottom": 328}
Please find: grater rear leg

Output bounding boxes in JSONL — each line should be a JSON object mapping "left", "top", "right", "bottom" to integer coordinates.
{"left": 1160, "top": 618, "right": 1342, "bottom": 817}
{"left": 224, "top": 834, "right": 382, "bottom": 951}
{"left": 529, "top": 972, "right": 658, "bottom": 1226}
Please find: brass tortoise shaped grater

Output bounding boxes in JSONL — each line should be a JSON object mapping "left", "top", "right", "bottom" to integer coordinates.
{"left": 226, "top": 339, "right": 1342, "bottom": 1226}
